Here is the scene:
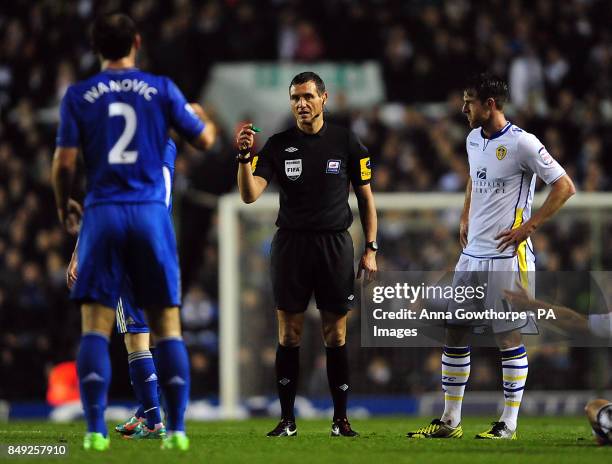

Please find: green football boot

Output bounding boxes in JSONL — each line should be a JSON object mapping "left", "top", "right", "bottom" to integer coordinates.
{"left": 83, "top": 432, "right": 110, "bottom": 451}
{"left": 161, "top": 433, "right": 190, "bottom": 451}
{"left": 406, "top": 419, "right": 463, "bottom": 438}
{"left": 115, "top": 416, "right": 143, "bottom": 435}
{"left": 127, "top": 423, "right": 167, "bottom": 440}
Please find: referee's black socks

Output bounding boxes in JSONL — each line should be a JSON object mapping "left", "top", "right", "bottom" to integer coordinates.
{"left": 276, "top": 344, "right": 299, "bottom": 422}
{"left": 326, "top": 344, "right": 349, "bottom": 421}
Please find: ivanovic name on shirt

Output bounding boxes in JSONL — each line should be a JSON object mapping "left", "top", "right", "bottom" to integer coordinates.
{"left": 82, "top": 79, "right": 158, "bottom": 103}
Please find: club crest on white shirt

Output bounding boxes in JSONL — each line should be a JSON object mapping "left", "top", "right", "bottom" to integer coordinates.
{"left": 285, "top": 159, "right": 302, "bottom": 180}
{"left": 496, "top": 145, "right": 507, "bottom": 160}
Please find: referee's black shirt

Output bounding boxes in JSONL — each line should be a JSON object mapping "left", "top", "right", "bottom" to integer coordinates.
{"left": 252, "top": 122, "right": 372, "bottom": 232}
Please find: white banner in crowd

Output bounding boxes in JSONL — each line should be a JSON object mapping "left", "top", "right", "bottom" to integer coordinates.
{"left": 202, "top": 62, "right": 385, "bottom": 133}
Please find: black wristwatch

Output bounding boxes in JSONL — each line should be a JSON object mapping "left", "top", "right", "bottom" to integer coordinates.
{"left": 365, "top": 241, "right": 379, "bottom": 252}
{"left": 236, "top": 152, "right": 252, "bottom": 163}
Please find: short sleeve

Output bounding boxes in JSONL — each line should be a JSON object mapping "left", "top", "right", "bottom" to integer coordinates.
{"left": 348, "top": 131, "right": 371, "bottom": 187}
{"left": 165, "top": 78, "right": 205, "bottom": 140}
{"left": 251, "top": 138, "right": 274, "bottom": 183}
{"left": 56, "top": 88, "right": 80, "bottom": 147}
{"left": 516, "top": 133, "right": 566, "bottom": 185}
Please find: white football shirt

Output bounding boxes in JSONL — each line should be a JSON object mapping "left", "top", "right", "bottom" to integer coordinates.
{"left": 464, "top": 122, "right": 566, "bottom": 258}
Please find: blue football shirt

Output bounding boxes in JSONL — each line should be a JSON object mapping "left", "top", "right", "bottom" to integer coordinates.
{"left": 56, "top": 68, "right": 204, "bottom": 207}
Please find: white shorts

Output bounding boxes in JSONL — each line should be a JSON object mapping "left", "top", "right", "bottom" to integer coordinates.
{"left": 447, "top": 252, "right": 536, "bottom": 334}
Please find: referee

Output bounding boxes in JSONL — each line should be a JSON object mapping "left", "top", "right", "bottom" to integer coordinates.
{"left": 236, "top": 72, "right": 378, "bottom": 437}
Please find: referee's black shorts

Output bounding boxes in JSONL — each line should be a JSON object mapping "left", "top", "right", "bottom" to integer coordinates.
{"left": 270, "top": 229, "right": 355, "bottom": 315}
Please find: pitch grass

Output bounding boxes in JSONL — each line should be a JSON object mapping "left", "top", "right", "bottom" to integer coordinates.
{"left": 1, "top": 417, "right": 610, "bottom": 464}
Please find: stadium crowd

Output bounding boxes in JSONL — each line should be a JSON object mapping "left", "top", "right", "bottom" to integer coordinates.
{"left": 1, "top": 0, "right": 611, "bottom": 402}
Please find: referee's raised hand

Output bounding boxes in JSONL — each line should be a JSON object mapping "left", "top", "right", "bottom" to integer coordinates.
{"left": 236, "top": 123, "right": 256, "bottom": 154}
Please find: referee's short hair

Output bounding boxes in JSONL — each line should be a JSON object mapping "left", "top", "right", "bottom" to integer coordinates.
{"left": 91, "top": 13, "right": 137, "bottom": 61}
{"left": 290, "top": 72, "right": 326, "bottom": 96}
{"left": 464, "top": 72, "right": 509, "bottom": 109}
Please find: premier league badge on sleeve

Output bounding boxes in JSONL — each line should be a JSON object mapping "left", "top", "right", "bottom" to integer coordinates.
{"left": 539, "top": 147, "right": 554, "bottom": 165}
{"left": 326, "top": 159, "right": 341, "bottom": 174}
{"left": 285, "top": 159, "right": 302, "bottom": 180}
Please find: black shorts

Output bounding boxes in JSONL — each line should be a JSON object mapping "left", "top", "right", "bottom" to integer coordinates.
{"left": 270, "top": 229, "right": 355, "bottom": 314}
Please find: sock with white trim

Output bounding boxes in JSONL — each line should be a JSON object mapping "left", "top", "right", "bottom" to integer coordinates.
{"left": 128, "top": 350, "right": 162, "bottom": 429}
{"left": 440, "top": 346, "right": 471, "bottom": 428}
{"left": 499, "top": 344, "right": 528, "bottom": 431}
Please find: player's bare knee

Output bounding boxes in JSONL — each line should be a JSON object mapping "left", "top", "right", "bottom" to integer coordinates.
{"left": 278, "top": 325, "right": 302, "bottom": 346}
{"left": 279, "top": 323, "right": 302, "bottom": 346}
{"left": 495, "top": 330, "right": 522, "bottom": 350}
{"left": 124, "top": 332, "right": 150, "bottom": 354}
{"left": 321, "top": 312, "right": 347, "bottom": 347}
{"left": 145, "top": 306, "right": 181, "bottom": 338}
{"left": 81, "top": 303, "right": 115, "bottom": 336}
{"left": 323, "top": 329, "right": 345, "bottom": 347}
{"left": 277, "top": 310, "right": 304, "bottom": 347}
{"left": 445, "top": 327, "right": 468, "bottom": 346}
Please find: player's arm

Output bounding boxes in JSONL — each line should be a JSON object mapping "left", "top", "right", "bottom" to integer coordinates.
{"left": 355, "top": 184, "right": 378, "bottom": 281}
{"left": 67, "top": 237, "right": 79, "bottom": 289}
{"left": 523, "top": 174, "right": 575, "bottom": 230}
{"left": 187, "top": 102, "right": 216, "bottom": 150}
{"left": 497, "top": 134, "right": 576, "bottom": 253}
{"left": 503, "top": 288, "right": 588, "bottom": 332}
{"left": 166, "top": 80, "right": 216, "bottom": 150}
{"left": 460, "top": 179, "right": 471, "bottom": 248}
{"left": 53, "top": 88, "right": 83, "bottom": 234}
{"left": 348, "top": 134, "right": 377, "bottom": 281}
{"left": 236, "top": 123, "right": 269, "bottom": 203}
{"left": 496, "top": 174, "right": 575, "bottom": 252}
{"left": 51, "top": 147, "right": 82, "bottom": 234}
{"left": 168, "top": 103, "right": 215, "bottom": 148}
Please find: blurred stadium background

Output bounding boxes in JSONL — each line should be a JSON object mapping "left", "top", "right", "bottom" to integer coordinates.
{"left": 1, "top": 0, "right": 611, "bottom": 421}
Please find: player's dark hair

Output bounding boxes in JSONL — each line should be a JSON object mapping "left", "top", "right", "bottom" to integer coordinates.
{"left": 289, "top": 72, "right": 326, "bottom": 95}
{"left": 91, "top": 13, "right": 137, "bottom": 60}
{"left": 464, "top": 73, "right": 509, "bottom": 109}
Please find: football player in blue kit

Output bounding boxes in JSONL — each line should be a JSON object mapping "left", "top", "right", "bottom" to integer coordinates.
{"left": 66, "top": 138, "right": 181, "bottom": 440}
{"left": 52, "top": 13, "right": 216, "bottom": 451}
